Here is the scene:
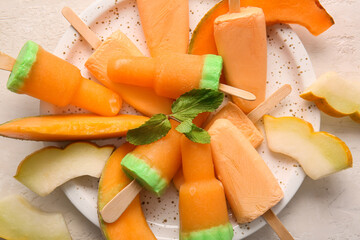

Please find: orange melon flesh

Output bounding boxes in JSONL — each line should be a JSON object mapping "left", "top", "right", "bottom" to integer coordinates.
{"left": 98, "top": 143, "right": 156, "bottom": 240}
{"left": 189, "top": 0, "right": 334, "bottom": 55}
{"left": 214, "top": 7, "right": 267, "bottom": 113}
{"left": 205, "top": 102, "right": 263, "bottom": 148}
{"left": 209, "top": 119, "right": 283, "bottom": 223}
{"left": 8, "top": 41, "right": 121, "bottom": 117}
{"left": 108, "top": 53, "right": 222, "bottom": 99}
{"left": 85, "top": 30, "right": 173, "bottom": 116}
{"left": 121, "top": 121, "right": 182, "bottom": 195}
{"left": 137, "top": 0, "right": 189, "bottom": 57}
{"left": 0, "top": 114, "right": 148, "bottom": 141}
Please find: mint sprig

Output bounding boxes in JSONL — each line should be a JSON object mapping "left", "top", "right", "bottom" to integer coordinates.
{"left": 176, "top": 119, "right": 210, "bottom": 144}
{"left": 126, "top": 114, "right": 171, "bottom": 145}
{"left": 171, "top": 89, "right": 224, "bottom": 121}
{"left": 126, "top": 89, "right": 224, "bottom": 145}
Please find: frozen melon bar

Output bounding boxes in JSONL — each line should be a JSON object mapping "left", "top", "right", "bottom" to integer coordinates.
{"left": 179, "top": 136, "right": 233, "bottom": 240}
{"left": 121, "top": 121, "right": 181, "bottom": 196}
{"left": 209, "top": 119, "right": 283, "bottom": 223}
{"left": 205, "top": 102, "right": 263, "bottom": 148}
{"left": 85, "top": 30, "right": 173, "bottom": 116}
{"left": 137, "top": 0, "right": 189, "bottom": 57}
{"left": 107, "top": 53, "right": 222, "bottom": 99}
{"left": 214, "top": 7, "right": 267, "bottom": 113}
{"left": 7, "top": 41, "right": 121, "bottom": 116}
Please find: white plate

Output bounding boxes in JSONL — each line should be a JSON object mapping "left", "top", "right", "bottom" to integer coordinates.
{"left": 40, "top": 0, "right": 321, "bottom": 239}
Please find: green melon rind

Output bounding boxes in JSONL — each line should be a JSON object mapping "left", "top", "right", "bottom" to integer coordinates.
{"left": 180, "top": 222, "right": 233, "bottom": 240}
{"left": 121, "top": 153, "right": 168, "bottom": 196}
{"left": 7, "top": 40, "right": 39, "bottom": 93}
{"left": 199, "top": 54, "right": 222, "bottom": 91}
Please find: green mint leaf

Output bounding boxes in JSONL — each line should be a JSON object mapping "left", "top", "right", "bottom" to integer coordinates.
{"left": 126, "top": 114, "right": 171, "bottom": 145}
{"left": 171, "top": 89, "right": 224, "bottom": 121}
{"left": 176, "top": 119, "right": 211, "bottom": 144}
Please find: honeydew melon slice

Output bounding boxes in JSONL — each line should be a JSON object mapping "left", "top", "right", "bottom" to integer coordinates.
{"left": 264, "top": 115, "right": 352, "bottom": 180}
{"left": 0, "top": 195, "right": 71, "bottom": 240}
{"left": 300, "top": 71, "right": 360, "bottom": 122}
{"left": 15, "top": 142, "right": 114, "bottom": 196}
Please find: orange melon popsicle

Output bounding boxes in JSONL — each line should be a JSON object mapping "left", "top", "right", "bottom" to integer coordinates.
{"left": 121, "top": 121, "right": 181, "bottom": 196}
{"left": 179, "top": 136, "right": 233, "bottom": 240}
{"left": 107, "top": 53, "right": 223, "bottom": 99}
{"left": 209, "top": 119, "right": 283, "bottom": 223}
{"left": 7, "top": 41, "right": 121, "bottom": 117}
{"left": 85, "top": 30, "right": 173, "bottom": 116}
{"left": 137, "top": 0, "right": 189, "bottom": 57}
{"left": 214, "top": 7, "right": 267, "bottom": 113}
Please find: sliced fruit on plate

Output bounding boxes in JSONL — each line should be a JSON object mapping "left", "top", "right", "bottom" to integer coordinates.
{"left": 15, "top": 142, "right": 114, "bottom": 196}
{"left": 0, "top": 195, "right": 71, "bottom": 240}
{"left": 98, "top": 143, "right": 156, "bottom": 240}
{"left": 300, "top": 71, "right": 360, "bottom": 122}
{"left": 0, "top": 114, "right": 148, "bottom": 141}
{"left": 189, "top": 0, "right": 334, "bottom": 55}
{"left": 264, "top": 115, "right": 352, "bottom": 180}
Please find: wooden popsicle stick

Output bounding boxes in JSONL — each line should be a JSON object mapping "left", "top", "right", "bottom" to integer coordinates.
{"left": 61, "top": 7, "right": 102, "bottom": 49}
{"left": 219, "top": 83, "right": 256, "bottom": 101}
{"left": 228, "top": 0, "right": 240, "bottom": 13}
{"left": 263, "top": 209, "right": 294, "bottom": 240}
{"left": 100, "top": 179, "right": 143, "bottom": 223}
{"left": 61, "top": 6, "right": 257, "bottom": 101}
{"left": 247, "top": 84, "right": 292, "bottom": 123}
{"left": 0, "top": 52, "right": 15, "bottom": 71}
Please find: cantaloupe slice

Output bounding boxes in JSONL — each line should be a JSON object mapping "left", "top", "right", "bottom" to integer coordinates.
{"left": 15, "top": 142, "right": 114, "bottom": 196}
{"left": 0, "top": 195, "right": 71, "bottom": 240}
{"left": 300, "top": 72, "right": 360, "bottom": 122}
{"left": 0, "top": 114, "right": 148, "bottom": 141}
{"left": 189, "top": 0, "right": 334, "bottom": 55}
{"left": 264, "top": 115, "right": 352, "bottom": 180}
{"left": 85, "top": 30, "right": 173, "bottom": 117}
{"left": 98, "top": 143, "right": 156, "bottom": 240}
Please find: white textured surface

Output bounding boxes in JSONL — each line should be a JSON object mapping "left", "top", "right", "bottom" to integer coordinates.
{"left": 0, "top": 0, "right": 359, "bottom": 239}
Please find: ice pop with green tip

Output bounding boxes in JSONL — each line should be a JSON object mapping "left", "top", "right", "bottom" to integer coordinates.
{"left": 121, "top": 121, "right": 182, "bottom": 196}
{"left": 107, "top": 53, "right": 222, "bottom": 99}
{"left": 6, "top": 41, "right": 121, "bottom": 116}
{"left": 179, "top": 136, "right": 233, "bottom": 240}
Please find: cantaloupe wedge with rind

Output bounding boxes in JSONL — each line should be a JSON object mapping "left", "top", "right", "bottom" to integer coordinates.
{"left": 15, "top": 142, "right": 114, "bottom": 196}
{"left": 300, "top": 71, "right": 360, "bottom": 123}
{"left": 0, "top": 195, "right": 71, "bottom": 240}
{"left": 189, "top": 0, "right": 334, "bottom": 55}
{"left": 264, "top": 115, "right": 352, "bottom": 180}
{"left": 0, "top": 114, "right": 148, "bottom": 141}
{"left": 98, "top": 143, "right": 156, "bottom": 240}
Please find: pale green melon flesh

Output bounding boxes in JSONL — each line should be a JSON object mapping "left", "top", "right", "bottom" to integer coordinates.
{"left": 302, "top": 71, "right": 360, "bottom": 114}
{"left": 264, "top": 115, "right": 352, "bottom": 180}
{"left": 199, "top": 54, "right": 222, "bottom": 90}
{"left": 0, "top": 195, "right": 71, "bottom": 240}
{"left": 15, "top": 142, "right": 114, "bottom": 196}
{"left": 7, "top": 40, "right": 39, "bottom": 93}
{"left": 121, "top": 153, "right": 168, "bottom": 196}
{"left": 180, "top": 222, "right": 233, "bottom": 240}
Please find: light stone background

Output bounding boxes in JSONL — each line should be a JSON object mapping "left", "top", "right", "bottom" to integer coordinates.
{"left": 0, "top": 0, "right": 359, "bottom": 239}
